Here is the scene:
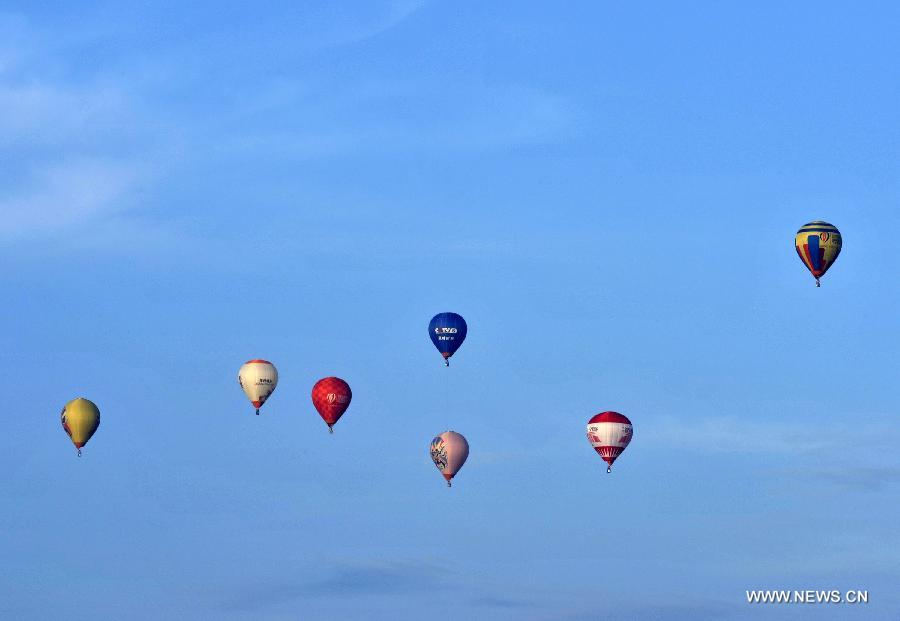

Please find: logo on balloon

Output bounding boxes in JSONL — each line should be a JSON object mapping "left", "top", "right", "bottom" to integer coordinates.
{"left": 819, "top": 232, "right": 830, "bottom": 242}
{"left": 434, "top": 327, "right": 458, "bottom": 334}
{"left": 430, "top": 438, "right": 448, "bottom": 470}
{"left": 326, "top": 392, "right": 348, "bottom": 405}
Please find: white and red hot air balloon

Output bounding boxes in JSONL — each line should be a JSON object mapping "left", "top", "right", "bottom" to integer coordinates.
{"left": 586, "top": 411, "right": 633, "bottom": 473}
{"left": 238, "top": 359, "right": 278, "bottom": 415}
{"left": 430, "top": 431, "right": 469, "bottom": 487}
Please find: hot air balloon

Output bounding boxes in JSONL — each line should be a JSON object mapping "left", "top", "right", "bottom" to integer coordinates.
{"left": 311, "top": 377, "right": 352, "bottom": 433}
{"left": 61, "top": 397, "right": 100, "bottom": 457}
{"left": 430, "top": 431, "right": 469, "bottom": 487}
{"left": 429, "top": 312, "right": 467, "bottom": 366}
{"left": 238, "top": 359, "right": 278, "bottom": 415}
{"left": 586, "top": 412, "right": 632, "bottom": 473}
{"left": 795, "top": 221, "right": 842, "bottom": 286}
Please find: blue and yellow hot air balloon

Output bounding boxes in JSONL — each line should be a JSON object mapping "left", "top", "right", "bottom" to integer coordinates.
{"left": 61, "top": 397, "right": 100, "bottom": 457}
{"left": 795, "top": 221, "right": 842, "bottom": 287}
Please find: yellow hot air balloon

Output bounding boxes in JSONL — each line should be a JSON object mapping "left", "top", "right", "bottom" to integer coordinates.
{"left": 795, "top": 221, "right": 842, "bottom": 286}
{"left": 61, "top": 398, "right": 100, "bottom": 457}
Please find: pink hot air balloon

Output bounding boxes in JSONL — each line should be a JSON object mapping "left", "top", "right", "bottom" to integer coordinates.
{"left": 586, "top": 411, "right": 633, "bottom": 473}
{"left": 430, "top": 431, "right": 469, "bottom": 487}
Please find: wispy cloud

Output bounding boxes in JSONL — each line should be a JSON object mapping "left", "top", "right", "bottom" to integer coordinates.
{"left": 205, "top": 80, "right": 574, "bottom": 163}
{"left": 295, "top": 559, "right": 448, "bottom": 596}
{"left": 789, "top": 465, "right": 900, "bottom": 492}
{"left": 0, "top": 159, "right": 145, "bottom": 239}
{"left": 643, "top": 414, "right": 900, "bottom": 455}
{"left": 544, "top": 597, "right": 737, "bottom": 621}
{"left": 0, "top": 17, "right": 152, "bottom": 244}
{"left": 168, "top": 1, "right": 428, "bottom": 59}
{"left": 468, "top": 594, "right": 538, "bottom": 610}
{"left": 0, "top": 14, "right": 29, "bottom": 74}
{"left": 0, "top": 80, "right": 132, "bottom": 149}
{"left": 643, "top": 414, "right": 900, "bottom": 493}
{"left": 0, "top": 2, "right": 572, "bottom": 250}
{"left": 218, "top": 559, "right": 452, "bottom": 612}
{"left": 300, "top": 1, "right": 428, "bottom": 50}
{"left": 217, "top": 557, "right": 542, "bottom": 614}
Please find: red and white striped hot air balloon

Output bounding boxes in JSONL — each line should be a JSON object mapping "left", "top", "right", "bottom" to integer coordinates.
{"left": 586, "top": 412, "right": 633, "bottom": 473}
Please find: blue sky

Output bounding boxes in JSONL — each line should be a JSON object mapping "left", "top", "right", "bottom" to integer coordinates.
{"left": 1, "top": 2, "right": 899, "bottom": 619}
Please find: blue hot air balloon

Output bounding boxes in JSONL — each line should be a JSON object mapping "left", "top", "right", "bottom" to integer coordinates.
{"left": 428, "top": 312, "right": 467, "bottom": 366}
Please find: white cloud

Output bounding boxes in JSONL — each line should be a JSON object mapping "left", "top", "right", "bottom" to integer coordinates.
{"left": 0, "top": 16, "right": 149, "bottom": 243}
{"left": 0, "top": 2, "right": 571, "bottom": 249}
{"left": 0, "top": 81, "right": 131, "bottom": 149}
{"left": 212, "top": 81, "right": 574, "bottom": 161}
{"left": 306, "top": 0, "right": 428, "bottom": 49}
{"left": 796, "top": 465, "right": 900, "bottom": 492}
{"left": 0, "top": 14, "right": 30, "bottom": 74}
{"left": 642, "top": 414, "right": 900, "bottom": 455}
{"left": 0, "top": 159, "right": 143, "bottom": 238}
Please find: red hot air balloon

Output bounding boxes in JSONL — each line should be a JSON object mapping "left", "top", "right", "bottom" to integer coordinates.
{"left": 311, "top": 377, "right": 352, "bottom": 433}
{"left": 430, "top": 431, "right": 469, "bottom": 487}
{"left": 586, "top": 412, "right": 633, "bottom": 473}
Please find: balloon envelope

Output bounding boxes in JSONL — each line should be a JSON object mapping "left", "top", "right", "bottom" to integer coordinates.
{"left": 311, "top": 377, "right": 352, "bottom": 432}
{"left": 61, "top": 397, "right": 100, "bottom": 455}
{"left": 428, "top": 312, "right": 467, "bottom": 365}
{"left": 430, "top": 431, "right": 469, "bottom": 486}
{"left": 795, "top": 221, "right": 842, "bottom": 286}
{"left": 586, "top": 411, "right": 633, "bottom": 473}
{"left": 238, "top": 360, "right": 278, "bottom": 414}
